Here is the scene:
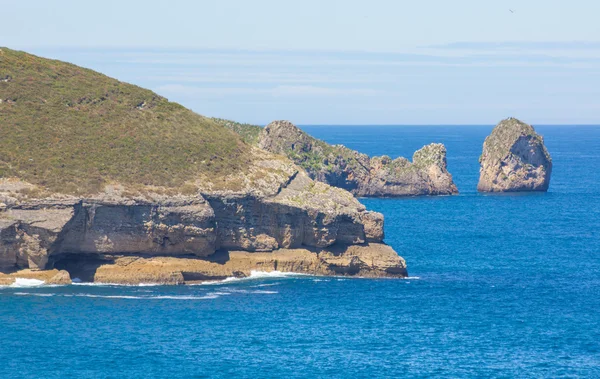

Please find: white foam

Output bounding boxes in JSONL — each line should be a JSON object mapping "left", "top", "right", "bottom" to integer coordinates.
{"left": 249, "top": 270, "right": 307, "bottom": 278}
{"left": 403, "top": 276, "right": 421, "bottom": 280}
{"left": 62, "top": 294, "right": 218, "bottom": 300}
{"left": 196, "top": 270, "right": 309, "bottom": 285}
{"left": 13, "top": 292, "right": 55, "bottom": 297}
{"left": 11, "top": 278, "right": 45, "bottom": 287}
{"left": 250, "top": 282, "right": 280, "bottom": 288}
{"left": 248, "top": 290, "right": 278, "bottom": 294}
{"left": 72, "top": 282, "right": 165, "bottom": 287}
{"left": 152, "top": 295, "right": 219, "bottom": 300}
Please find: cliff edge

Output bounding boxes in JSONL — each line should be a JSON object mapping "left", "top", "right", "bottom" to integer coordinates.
{"left": 478, "top": 118, "right": 552, "bottom": 192}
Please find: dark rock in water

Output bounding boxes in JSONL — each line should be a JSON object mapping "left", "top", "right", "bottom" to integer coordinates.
{"left": 258, "top": 120, "right": 458, "bottom": 197}
{"left": 478, "top": 118, "right": 552, "bottom": 192}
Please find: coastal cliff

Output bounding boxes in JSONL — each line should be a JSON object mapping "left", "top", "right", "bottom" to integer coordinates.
{"left": 478, "top": 118, "right": 552, "bottom": 192}
{"left": 256, "top": 120, "right": 458, "bottom": 197}
{"left": 0, "top": 48, "right": 406, "bottom": 284}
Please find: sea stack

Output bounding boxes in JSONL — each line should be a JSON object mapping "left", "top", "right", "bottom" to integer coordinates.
{"left": 478, "top": 118, "right": 552, "bottom": 192}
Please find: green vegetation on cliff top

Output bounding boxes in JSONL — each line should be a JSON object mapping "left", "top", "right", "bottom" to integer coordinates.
{"left": 482, "top": 117, "right": 550, "bottom": 163}
{"left": 0, "top": 48, "right": 252, "bottom": 195}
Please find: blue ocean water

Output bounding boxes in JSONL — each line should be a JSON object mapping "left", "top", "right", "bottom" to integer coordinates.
{"left": 1, "top": 125, "right": 600, "bottom": 378}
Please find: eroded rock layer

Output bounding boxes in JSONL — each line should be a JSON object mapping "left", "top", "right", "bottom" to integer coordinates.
{"left": 0, "top": 172, "right": 407, "bottom": 283}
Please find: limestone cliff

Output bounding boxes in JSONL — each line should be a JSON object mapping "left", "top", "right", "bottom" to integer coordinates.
{"left": 0, "top": 169, "right": 406, "bottom": 284}
{"left": 478, "top": 118, "right": 552, "bottom": 192}
{"left": 0, "top": 48, "right": 407, "bottom": 283}
{"left": 258, "top": 120, "right": 458, "bottom": 197}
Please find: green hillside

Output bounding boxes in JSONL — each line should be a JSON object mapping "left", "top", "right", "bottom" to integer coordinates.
{"left": 0, "top": 48, "right": 252, "bottom": 195}
{"left": 210, "top": 118, "right": 262, "bottom": 145}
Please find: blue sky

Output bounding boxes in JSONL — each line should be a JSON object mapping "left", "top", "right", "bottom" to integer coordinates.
{"left": 2, "top": 0, "right": 599, "bottom": 124}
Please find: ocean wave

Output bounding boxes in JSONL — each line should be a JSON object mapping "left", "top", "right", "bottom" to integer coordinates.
{"left": 249, "top": 282, "right": 281, "bottom": 288}
{"left": 72, "top": 282, "right": 166, "bottom": 287}
{"left": 11, "top": 278, "right": 46, "bottom": 287}
{"left": 248, "top": 290, "right": 278, "bottom": 294}
{"left": 216, "top": 288, "right": 278, "bottom": 295}
{"left": 197, "top": 270, "right": 310, "bottom": 286}
{"left": 19, "top": 293, "right": 222, "bottom": 300}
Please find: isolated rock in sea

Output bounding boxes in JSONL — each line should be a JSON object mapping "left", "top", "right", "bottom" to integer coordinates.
{"left": 478, "top": 118, "right": 552, "bottom": 192}
{"left": 257, "top": 120, "right": 458, "bottom": 197}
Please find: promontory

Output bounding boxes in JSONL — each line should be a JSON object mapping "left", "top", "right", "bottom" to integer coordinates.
{"left": 478, "top": 118, "right": 552, "bottom": 192}
{"left": 0, "top": 47, "right": 407, "bottom": 285}
{"left": 213, "top": 119, "right": 458, "bottom": 197}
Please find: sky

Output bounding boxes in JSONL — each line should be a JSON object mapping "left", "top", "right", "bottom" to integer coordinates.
{"left": 2, "top": 0, "right": 599, "bottom": 124}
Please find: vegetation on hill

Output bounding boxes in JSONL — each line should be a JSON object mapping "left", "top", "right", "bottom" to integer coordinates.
{"left": 0, "top": 48, "right": 253, "bottom": 195}
{"left": 210, "top": 118, "right": 262, "bottom": 145}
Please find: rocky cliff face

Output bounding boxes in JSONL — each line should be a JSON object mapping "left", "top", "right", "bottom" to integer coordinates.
{"left": 478, "top": 118, "right": 552, "bottom": 192}
{"left": 258, "top": 120, "right": 458, "bottom": 197}
{"left": 0, "top": 168, "right": 406, "bottom": 284}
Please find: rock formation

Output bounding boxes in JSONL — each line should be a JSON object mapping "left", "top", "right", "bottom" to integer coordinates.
{"left": 478, "top": 118, "right": 552, "bottom": 192}
{"left": 258, "top": 120, "right": 458, "bottom": 197}
{"left": 0, "top": 47, "right": 407, "bottom": 284}
{"left": 0, "top": 169, "right": 407, "bottom": 284}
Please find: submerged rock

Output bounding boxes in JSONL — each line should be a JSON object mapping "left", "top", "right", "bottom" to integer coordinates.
{"left": 478, "top": 118, "right": 552, "bottom": 192}
{"left": 258, "top": 120, "right": 458, "bottom": 197}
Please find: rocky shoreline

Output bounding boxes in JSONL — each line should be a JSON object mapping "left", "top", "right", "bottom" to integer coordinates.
{"left": 0, "top": 169, "right": 407, "bottom": 285}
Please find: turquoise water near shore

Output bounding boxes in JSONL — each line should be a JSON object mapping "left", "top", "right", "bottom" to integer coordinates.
{"left": 2, "top": 125, "right": 600, "bottom": 378}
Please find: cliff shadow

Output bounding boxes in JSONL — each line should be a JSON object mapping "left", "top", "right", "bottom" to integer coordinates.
{"left": 52, "top": 253, "right": 111, "bottom": 282}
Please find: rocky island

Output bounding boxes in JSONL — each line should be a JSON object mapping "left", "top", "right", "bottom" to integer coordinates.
{"left": 214, "top": 119, "right": 458, "bottom": 197}
{"left": 478, "top": 118, "right": 552, "bottom": 192}
{"left": 0, "top": 48, "right": 406, "bottom": 285}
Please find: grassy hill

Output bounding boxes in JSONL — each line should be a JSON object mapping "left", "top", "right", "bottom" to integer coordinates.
{"left": 210, "top": 118, "right": 262, "bottom": 145}
{"left": 0, "top": 48, "right": 252, "bottom": 195}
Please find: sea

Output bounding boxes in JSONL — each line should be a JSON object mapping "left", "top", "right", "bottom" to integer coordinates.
{"left": 1, "top": 125, "right": 599, "bottom": 378}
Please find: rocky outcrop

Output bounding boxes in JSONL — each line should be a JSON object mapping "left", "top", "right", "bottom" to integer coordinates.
{"left": 258, "top": 120, "right": 458, "bottom": 197}
{"left": 0, "top": 169, "right": 407, "bottom": 283}
{"left": 478, "top": 118, "right": 552, "bottom": 192}
{"left": 52, "top": 243, "right": 406, "bottom": 285}
{"left": 0, "top": 269, "right": 72, "bottom": 286}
